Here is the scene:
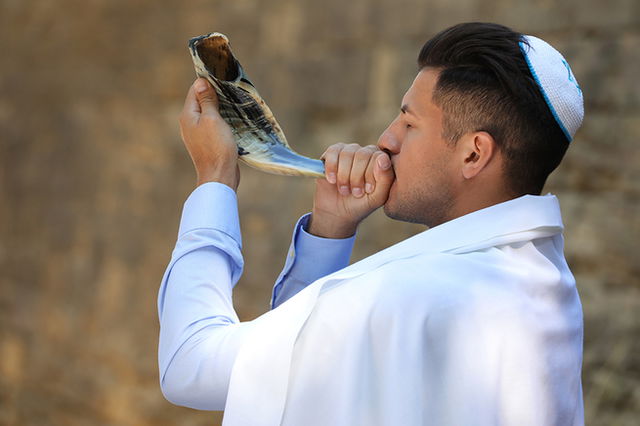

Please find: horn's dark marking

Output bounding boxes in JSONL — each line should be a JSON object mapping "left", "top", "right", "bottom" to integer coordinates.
{"left": 196, "top": 33, "right": 286, "bottom": 150}
{"left": 240, "top": 77, "right": 255, "bottom": 88}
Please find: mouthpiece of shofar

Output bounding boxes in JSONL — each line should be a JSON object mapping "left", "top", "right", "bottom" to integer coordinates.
{"left": 188, "top": 32, "right": 325, "bottom": 178}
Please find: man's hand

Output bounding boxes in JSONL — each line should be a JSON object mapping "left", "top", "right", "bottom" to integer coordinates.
{"left": 179, "top": 78, "right": 240, "bottom": 190}
{"left": 308, "top": 143, "right": 395, "bottom": 238}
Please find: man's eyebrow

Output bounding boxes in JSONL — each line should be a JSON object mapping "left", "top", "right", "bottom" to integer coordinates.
{"left": 400, "top": 104, "right": 414, "bottom": 116}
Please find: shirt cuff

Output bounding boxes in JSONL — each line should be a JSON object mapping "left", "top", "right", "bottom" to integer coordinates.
{"left": 271, "top": 213, "right": 356, "bottom": 308}
{"left": 288, "top": 214, "right": 356, "bottom": 283}
{"left": 178, "top": 182, "right": 241, "bottom": 246}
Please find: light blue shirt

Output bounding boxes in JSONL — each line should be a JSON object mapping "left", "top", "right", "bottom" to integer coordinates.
{"left": 157, "top": 182, "right": 354, "bottom": 409}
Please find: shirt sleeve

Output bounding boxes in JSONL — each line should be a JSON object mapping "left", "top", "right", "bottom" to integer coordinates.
{"left": 157, "top": 182, "right": 251, "bottom": 411}
{"left": 271, "top": 213, "right": 356, "bottom": 309}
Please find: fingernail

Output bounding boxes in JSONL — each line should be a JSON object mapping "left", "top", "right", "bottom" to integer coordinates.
{"left": 195, "top": 79, "right": 208, "bottom": 94}
{"left": 339, "top": 185, "right": 350, "bottom": 195}
{"left": 327, "top": 172, "right": 336, "bottom": 184}
{"left": 352, "top": 187, "right": 363, "bottom": 197}
{"left": 377, "top": 155, "right": 391, "bottom": 170}
{"left": 365, "top": 183, "right": 373, "bottom": 193}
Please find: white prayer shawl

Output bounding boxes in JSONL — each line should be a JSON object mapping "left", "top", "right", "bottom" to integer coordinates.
{"left": 223, "top": 194, "right": 584, "bottom": 425}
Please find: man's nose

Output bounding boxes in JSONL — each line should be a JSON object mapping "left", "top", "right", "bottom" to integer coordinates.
{"left": 377, "top": 127, "right": 401, "bottom": 155}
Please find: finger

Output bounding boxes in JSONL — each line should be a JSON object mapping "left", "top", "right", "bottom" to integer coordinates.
{"left": 336, "top": 144, "right": 359, "bottom": 196}
{"left": 321, "top": 143, "right": 345, "bottom": 184}
{"left": 350, "top": 146, "right": 377, "bottom": 198}
{"left": 180, "top": 82, "right": 201, "bottom": 126}
{"left": 194, "top": 78, "right": 221, "bottom": 116}
{"left": 364, "top": 151, "right": 378, "bottom": 194}
{"left": 371, "top": 151, "right": 395, "bottom": 199}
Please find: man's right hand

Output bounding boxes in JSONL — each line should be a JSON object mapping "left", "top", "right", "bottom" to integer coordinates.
{"left": 308, "top": 143, "right": 395, "bottom": 238}
{"left": 179, "top": 78, "right": 240, "bottom": 190}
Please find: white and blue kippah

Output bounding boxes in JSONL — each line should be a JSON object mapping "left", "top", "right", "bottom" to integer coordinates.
{"left": 519, "top": 35, "right": 584, "bottom": 142}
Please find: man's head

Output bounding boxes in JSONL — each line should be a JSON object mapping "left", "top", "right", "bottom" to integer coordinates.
{"left": 377, "top": 22, "right": 582, "bottom": 227}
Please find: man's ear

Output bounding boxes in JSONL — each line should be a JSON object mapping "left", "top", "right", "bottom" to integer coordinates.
{"left": 460, "top": 131, "right": 496, "bottom": 180}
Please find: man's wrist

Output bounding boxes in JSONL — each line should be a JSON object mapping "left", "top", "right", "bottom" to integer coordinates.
{"left": 196, "top": 163, "right": 238, "bottom": 191}
{"left": 307, "top": 211, "right": 358, "bottom": 239}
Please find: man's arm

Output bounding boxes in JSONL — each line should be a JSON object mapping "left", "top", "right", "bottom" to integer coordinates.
{"left": 157, "top": 78, "right": 395, "bottom": 409}
{"left": 271, "top": 144, "right": 395, "bottom": 307}
{"left": 271, "top": 214, "right": 355, "bottom": 308}
{"left": 158, "top": 182, "right": 248, "bottom": 410}
{"left": 158, "top": 79, "right": 245, "bottom": 410}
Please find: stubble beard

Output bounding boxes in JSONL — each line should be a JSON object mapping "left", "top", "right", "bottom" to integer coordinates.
{"left": 383, "top": 176, "right": 455, "bottom": 228}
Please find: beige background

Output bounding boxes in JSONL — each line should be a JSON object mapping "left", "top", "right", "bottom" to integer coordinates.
{"left": 1, "top": 0, "right": 638, "bottom": 424}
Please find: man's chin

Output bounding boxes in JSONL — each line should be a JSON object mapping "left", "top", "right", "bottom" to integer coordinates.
{"left": 382, "top": 192, "right": 424, "bottom": 224}
{"left": 382, "top": 198, "right": 400, "bottom": 221}
{"left": 382, "top": 183, "right": 401, "bottom": 219}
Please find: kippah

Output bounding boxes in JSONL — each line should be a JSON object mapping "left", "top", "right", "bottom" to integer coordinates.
{"left": 519, "top": 35, "right": 584, "bottom": 142}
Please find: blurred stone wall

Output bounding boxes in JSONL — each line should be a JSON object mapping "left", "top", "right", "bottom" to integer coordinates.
{"left": 0, "top": 0, "right": 638, "bottom": 424}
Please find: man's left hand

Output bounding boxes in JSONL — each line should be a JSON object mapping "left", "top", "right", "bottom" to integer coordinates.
{"left": 308, "top": 143, "right": 395, "bottom": 238}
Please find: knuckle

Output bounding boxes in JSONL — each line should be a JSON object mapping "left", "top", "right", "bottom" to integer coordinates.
{"left": 371, "top": 150, "right": 385, "bottom": 161}
{"left": 354, "top": 148, "right": 372, "bottom": 160}
{"left": 338, "top": 147, "right": 355, "bottom": 160}
{"left": 323, "top": 150, "right": 338, "bottom": 164}
{"left": 324, "top": 144, "right": 341, "bottom": 158}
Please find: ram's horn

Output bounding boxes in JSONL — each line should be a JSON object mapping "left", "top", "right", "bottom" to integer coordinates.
{"left": 188, "top": 33, "right": 325, "bottom": 178}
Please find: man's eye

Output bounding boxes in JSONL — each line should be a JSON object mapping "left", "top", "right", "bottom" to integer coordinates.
{"left": 406, "top": 123, "right": 412, "bottom": 129}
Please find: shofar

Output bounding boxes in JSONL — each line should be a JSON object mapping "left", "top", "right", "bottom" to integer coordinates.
{"left": 188, "top": 32, "right": 325, "bottom": 178}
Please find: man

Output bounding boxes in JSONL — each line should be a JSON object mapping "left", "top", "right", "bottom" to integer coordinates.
{"left": 158, "top": 23, "right": 584, "bottom": 425}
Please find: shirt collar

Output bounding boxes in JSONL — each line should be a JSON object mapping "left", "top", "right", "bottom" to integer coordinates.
{"left": 326, "top": 193, "right": 564, "bottom": 282}
{"left": 412, "top": 193, "right": 563, "bottom": 254}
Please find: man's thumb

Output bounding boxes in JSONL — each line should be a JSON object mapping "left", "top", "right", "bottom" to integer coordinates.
{"left": 373, "top": 152, "right": 395, "bottom": 192}
{"left": 194, "top": 78, "right": 219, "bottom": 113}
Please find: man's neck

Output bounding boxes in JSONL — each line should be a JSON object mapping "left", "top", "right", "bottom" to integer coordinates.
{"left": 445, "top": 190, "right": 518, "bottom": 227}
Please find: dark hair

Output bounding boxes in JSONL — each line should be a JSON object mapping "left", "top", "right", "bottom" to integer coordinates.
{"left": 418, "top": 22, "right": 569, "bottom": 196}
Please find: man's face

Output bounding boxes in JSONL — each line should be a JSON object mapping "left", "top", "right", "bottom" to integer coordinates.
{"left": 377, "top": 68, "right": 458, "bottom": 227}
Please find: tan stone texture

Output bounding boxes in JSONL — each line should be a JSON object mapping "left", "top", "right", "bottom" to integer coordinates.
{"left": 1, "top": 0, "right": 638, "bottom": 424}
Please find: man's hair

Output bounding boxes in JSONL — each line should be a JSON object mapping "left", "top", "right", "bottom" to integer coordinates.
{"left": 418, "top": 22, "right": 569, "bottom": 196}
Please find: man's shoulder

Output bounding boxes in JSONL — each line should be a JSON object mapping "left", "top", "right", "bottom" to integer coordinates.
{"left": 375, "top": 248, "right": 504, "bottom": 288}
{"left": 363, "top": 247, "right": 541, "bottom": 321}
